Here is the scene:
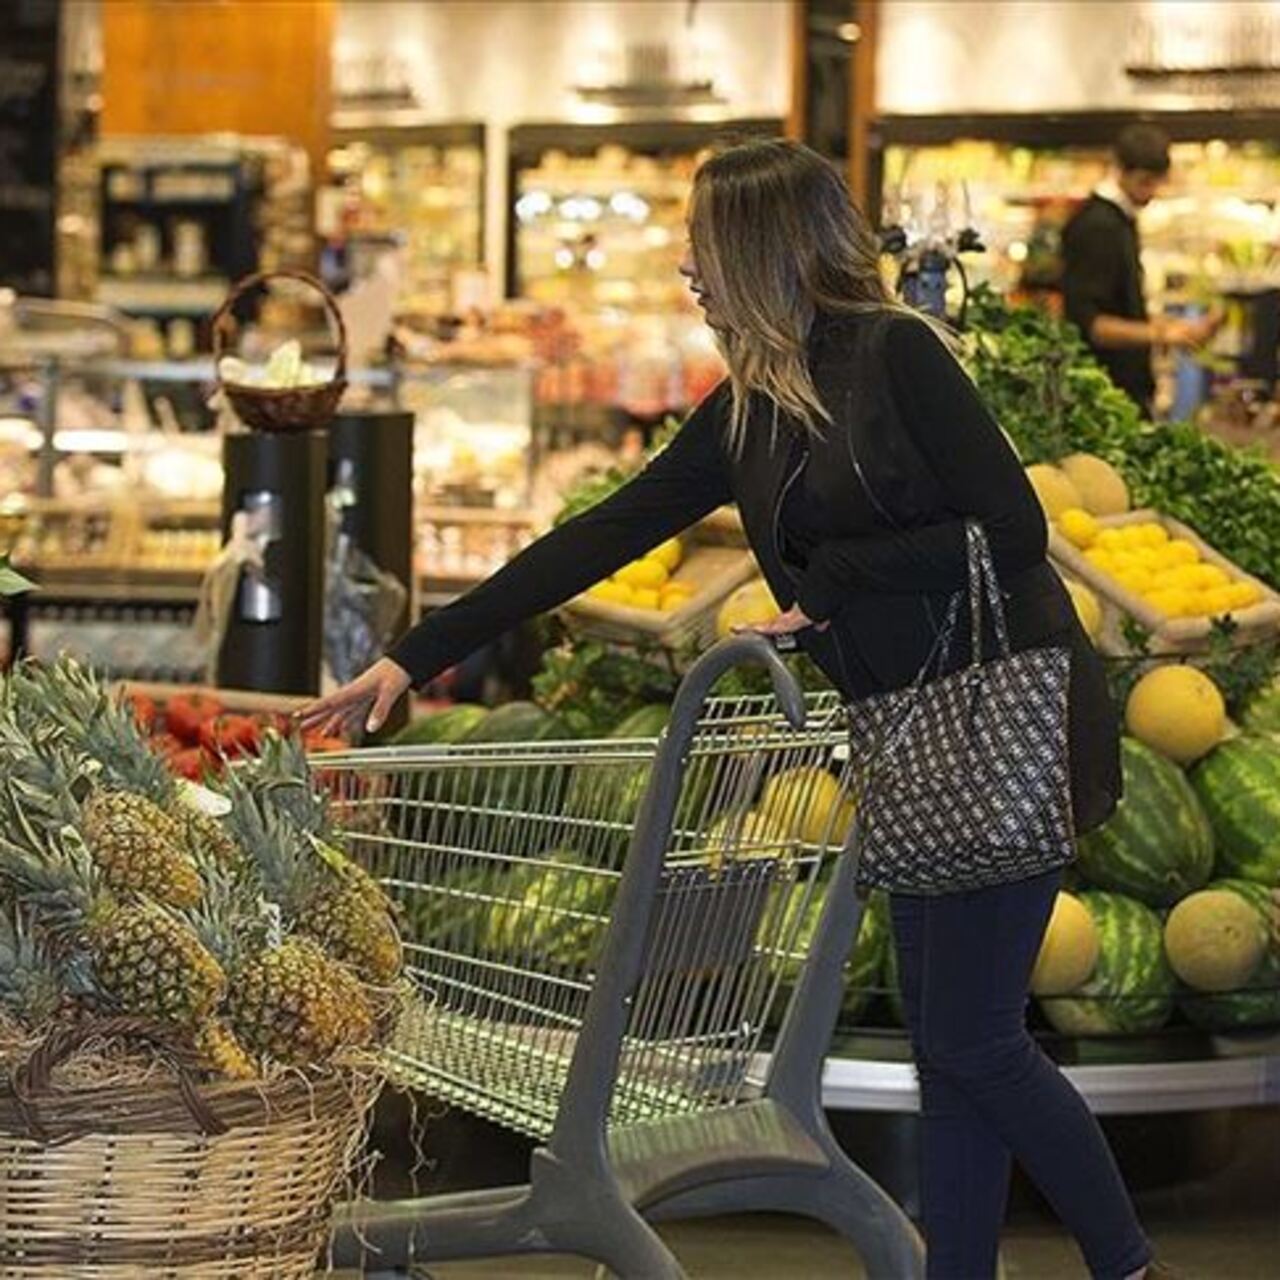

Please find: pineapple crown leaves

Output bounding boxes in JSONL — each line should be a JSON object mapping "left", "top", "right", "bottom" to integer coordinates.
{"left": 0, "top": 905, "right": 58, "bottom": 1018}
{"left": 8, "top": 656, "right": 175, "bottom": 803}
{"left": 218, "top": 765, "right": 328, "bottom": 915}
{"left": 241, "top": 731, "right": 334, "bottom": 839}
{"left": 183, "top": 861, "right": 273, "bottom": 971}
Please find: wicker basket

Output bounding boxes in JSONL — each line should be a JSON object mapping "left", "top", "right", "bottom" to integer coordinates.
{"left": 212, "top": 270, "right": 348, "bottom": 434}
{"left": 0, "top": 1018, "right": 379, "bottom": 1278}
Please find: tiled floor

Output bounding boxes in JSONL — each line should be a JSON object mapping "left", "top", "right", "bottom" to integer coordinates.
{"left": 350, "top": 1100, "right": 1280, "bottom": 1278}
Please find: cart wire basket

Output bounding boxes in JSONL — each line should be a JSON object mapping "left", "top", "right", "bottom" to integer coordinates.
{"left": 327, "top": 633, "right": 922, "bottom": 1279}
{"left": 0, "top": 1016, "right": 379, "bottom": 1278}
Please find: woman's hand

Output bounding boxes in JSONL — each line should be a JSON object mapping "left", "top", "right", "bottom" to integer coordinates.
{"left": 295, "top": 657, "right": 412, "bottom": 738}
{"left": 734, "top": 604, "right": 828, "bottom": 637}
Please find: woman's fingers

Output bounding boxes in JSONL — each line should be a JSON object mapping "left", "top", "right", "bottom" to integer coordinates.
{"left": 296, "top": 683, "right": 371, "bottom": 731}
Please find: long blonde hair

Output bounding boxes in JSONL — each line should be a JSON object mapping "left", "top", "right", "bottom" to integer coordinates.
{"left": 688, "top": 138, "right": 895, "bottom": 448}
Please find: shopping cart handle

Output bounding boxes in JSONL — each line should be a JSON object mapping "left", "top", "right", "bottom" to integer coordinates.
{"left": 673, "top": 632, "right": 807, "bottom": 732}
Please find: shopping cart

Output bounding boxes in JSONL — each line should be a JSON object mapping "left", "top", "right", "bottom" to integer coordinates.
{"left": 328, "top": 633, "right": 922, "bottom": 1278}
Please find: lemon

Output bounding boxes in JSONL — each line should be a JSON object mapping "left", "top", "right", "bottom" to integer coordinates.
{"left": 631, "top": 587, "right": 662, "bottom": 610}
{"left": 1145, "top": 587, "right": 1191, "bottom": 617}
{"left": 1115, "top": 566, "right": 1154, "bottom": 596}
{"left": 1096, "top": 528, "right": 1124, "bottom": 551}
{"left": 1190, "top": 564, "right": 1230, "bottom": 590}
{"left": 1226, "top": 581, "right": 1263, "bottom": 610}
{"left": 1142, "top": 523, "right": 1170, "bottom": 547}
{"left": 651, "top": 537, "right": 684, "bottom": 573}
{"left": 1057, "top": 508, "right": 1100, "bottom": 549}
{"left": 615, "top": 558, "right": 670, "bottom": 590}
{"left": 1165, "top": 540, "right": 1199, "bottom": 567}
{"left": 1200, "top": 586, "right": 1237, "bottom": 617}
{"left": 1165, "top": 564, "right": 1206, "bottom": 590}
{"left": 588, "top": 580, "right": 634, "bottom": 605}
{"left": 1085, "top": 548, "right": 1116, "bottom": 573}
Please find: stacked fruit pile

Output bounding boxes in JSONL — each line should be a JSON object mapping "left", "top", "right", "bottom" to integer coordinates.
{"left": 0, "top": 657, "right": 403, "bottom": 1081}
{"left": 1032, "top": 663, "right": 1280, "bottom": 1035}
{"left": 126, "top": 689, "right": 349, "bottom": 781}
{"left": 584, "top": 538, "right": 692, "bottom": 612}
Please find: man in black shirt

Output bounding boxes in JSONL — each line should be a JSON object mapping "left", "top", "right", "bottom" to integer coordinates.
{"left": 1061, "top": 124, "right": 1218, "bottom": 416}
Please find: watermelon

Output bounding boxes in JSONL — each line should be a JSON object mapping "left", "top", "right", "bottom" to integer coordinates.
{"left": 565, "top": 705, "right": 673, "bottom": 865}
{"left": 1180, "top": 878, "right": 1280, "bottom": 1031}
{"left": 1190, "top": 734, "right": 1280, "bottom": 885}
{"left": 389, "top": 703, "right": 488, "bottom": 747}
{"left": 1077, "top": 738, "right": 1214, "bottom": 906}
{"left": 458, "top": 701, "right": 571, "bottom": 810}
{"left": 484, "top": 850, "right": 616, "bottom": 969}
{"left": 1039, "top": 892, "right": 1174, "bottom": 1036}
{"left": 768, "top": 885, "right": 888, "bottom": 1028}
{"left": 1241, "top": 684, "right": 1280, "bottom": 735}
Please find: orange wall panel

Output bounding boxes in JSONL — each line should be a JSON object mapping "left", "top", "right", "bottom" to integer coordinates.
{"left": 101, "top": 1, "right": 333, "bottom": 167}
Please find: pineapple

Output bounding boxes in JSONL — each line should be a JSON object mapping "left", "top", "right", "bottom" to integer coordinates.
{"left": 179, "top": 806, "right": 247, "bottom": 872}
{"left": 81, "top": 791, "right": 203, "bottom": 908}
{"left": 227, "top": 935, "right": 374, "bottom": 1066}
{"left": 192, "top": 1018, "right": 256, "bottom": 1080}
{"left": 0, "top": 698, "right": 204, "bottom": 910}
{"left": 0, "top": 907, "right": 65, "bottom": 1029}
{"left": 221, "top": 770, "right": 402, "bottom": 984}
{"left": 188, "top": 863, "right": 373, "bottom": 1068}
{"left": 0, "top": 820, "right": 225, "bottom": 1028}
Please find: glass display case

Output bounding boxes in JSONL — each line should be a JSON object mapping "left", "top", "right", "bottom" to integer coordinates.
{"left": 507, "top": 119, "right": 779, "bottom": 313}
{"left": 321, "top": 118, "right": 485, "bottom": 315}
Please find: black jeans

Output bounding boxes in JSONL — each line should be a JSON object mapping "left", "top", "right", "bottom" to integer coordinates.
{"left": 890, "top": 869, "right": 1152, "bottom": 1280}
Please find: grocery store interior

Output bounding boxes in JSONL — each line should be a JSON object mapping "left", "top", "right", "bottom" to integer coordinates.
{"left": 1, "top": 1, "right": 1279, "bottom": 1277}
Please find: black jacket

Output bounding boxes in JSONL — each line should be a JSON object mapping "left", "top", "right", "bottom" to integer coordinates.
{"left": 391, "top": 310, "right": 1120, "bottom": 834}
{"left": 1061, "top": 193, "right": 1154, "bottom": 412}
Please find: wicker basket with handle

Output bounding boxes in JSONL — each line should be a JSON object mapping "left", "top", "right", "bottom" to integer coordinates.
{"left": 212, "top": 270, "right": 348, "bottom": 434}
{"left": 0, "top": 1016, "right": 379, "bottom": 1278}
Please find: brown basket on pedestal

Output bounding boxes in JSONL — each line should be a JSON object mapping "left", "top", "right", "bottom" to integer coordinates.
{"left": 0, "top": 1016, "right": 380, "bottom": 1278}
{"left": 212, "top": 270, "right": 349, "bottom": 433}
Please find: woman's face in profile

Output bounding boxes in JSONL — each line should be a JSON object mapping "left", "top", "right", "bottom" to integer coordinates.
{"left": 679, "top": 238, "right": 723, "bottom": 330}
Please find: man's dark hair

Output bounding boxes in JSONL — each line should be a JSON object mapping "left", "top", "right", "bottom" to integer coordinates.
{"left": 1115, "top": 123, "right": 1171, "bottom": 175}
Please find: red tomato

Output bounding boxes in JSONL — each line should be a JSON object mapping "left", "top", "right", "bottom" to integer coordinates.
{"left": 124, "top": 691, "right": 158, "bottom": 732}
{"left": 149, "top": 732, "right": 184, "bottom": 760}
{"left": 198, "top": 714, "right": 262, "bottom": 759}
{"left": 301, "top": 732, "right": 348, "bottom": 755}
{"left": 165, "top": 692, "right": 225, "bottom": 745}
{"left": 169, "top": 748, "right": 209, "bottom": 781}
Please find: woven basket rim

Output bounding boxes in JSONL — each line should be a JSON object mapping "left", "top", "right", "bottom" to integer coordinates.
{"left": 0, "top": 1059, "right": 376, "bottom": 1143}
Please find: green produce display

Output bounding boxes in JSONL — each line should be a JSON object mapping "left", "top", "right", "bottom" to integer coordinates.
{"left": 966, "top": 287, "right": 1280, "bottom": 587}
{"left": 1191, "top": 734, "right": 1280, "bottom": 884}
{"left": 1040, "top": 892, "right": 1175, "bottom": 1036}
{"left": 458, "top": 701, "right": 572, "bottom": 810}
{"left": 1179, "top": 879, "right": 1280, "bottom": 1031}
{"left": 390, "top": 704, "right": 488, "bottom": 747}
{"left": 1077, "top": 738, "right": 1214, "bottom": 907}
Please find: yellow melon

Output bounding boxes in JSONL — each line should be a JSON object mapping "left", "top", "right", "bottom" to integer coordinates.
{"left": 1064, "top": 579, "right": 1103, "bottom": 644}
{"left": 1058, "top": 453, "right": 1131, "bottom": 516}
{"left": 1031, "top": 892, "right": 1101, "bottom": 996}
{"left": 716, "top": 577, "right": 781, "bottom": 639}
{"left": 758, "top": 767, "right": 849, "bottom": 847}
{"left": 1125, "top": 664, "right": 1226, "bottom": 765}
{"left": 1164, "top": 891, "right": 1266, "bottom": 993}
{"left": 1026, "top": 464, "right": 1084, "bottom": 520}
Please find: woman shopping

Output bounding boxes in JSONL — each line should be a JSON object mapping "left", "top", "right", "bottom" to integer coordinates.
{"left": 301, "top": 138, "right": 1167, "bottom": 1280}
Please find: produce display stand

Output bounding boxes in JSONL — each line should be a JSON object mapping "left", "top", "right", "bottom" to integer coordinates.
{"left": 1049, "top": 509, "right": 1280, "bottom": 656}
{"left": 774, "top": 1031, "right": 1280, "bottom": 1117}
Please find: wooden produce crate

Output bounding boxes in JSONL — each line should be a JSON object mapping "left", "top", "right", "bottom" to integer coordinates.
{"left": 1049, "top": 508, "right": 1280, "bottom": 655}
{"left": 559, "top": 528, "right": 757, "bottom": 652}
